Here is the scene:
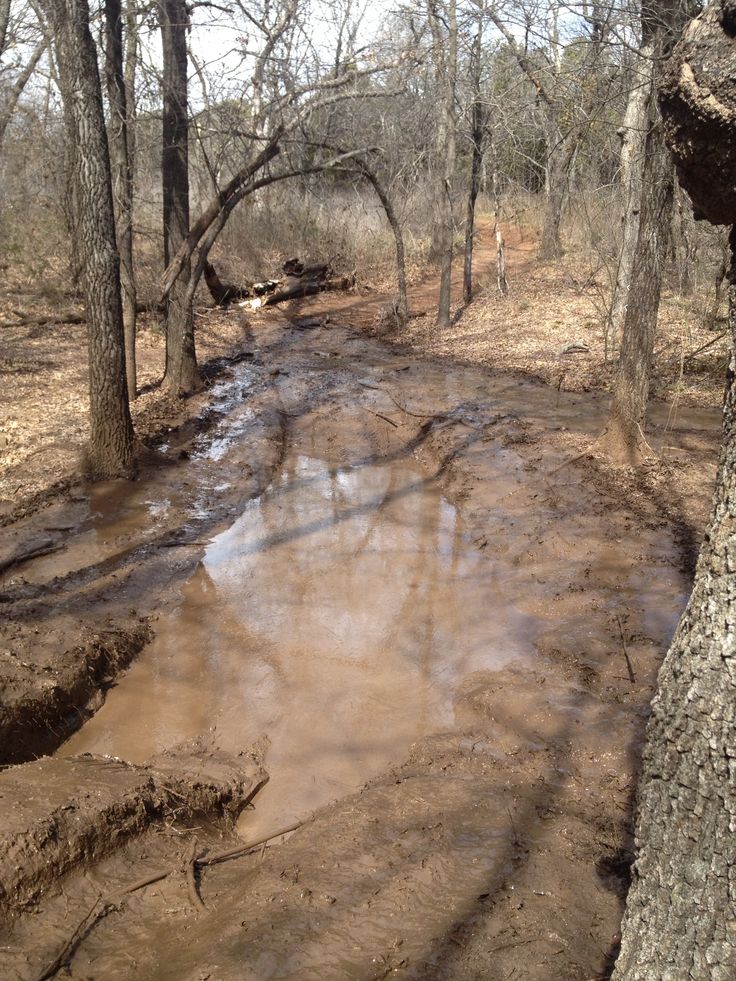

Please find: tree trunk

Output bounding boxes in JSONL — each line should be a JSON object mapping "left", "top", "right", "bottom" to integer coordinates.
{"left": 38, "top": 0, "right": 134, "bottom": 477}
{"left": 104, "top": 0, "right": 136, "bottom": 401}
{"left": 705, "top": 231, "right": 730, "bottom": 329}
{"left": 599, "top": 0, "right": 688, "bottom": 465}
{"left": 492, "top": 165, "right": 508, "bottom": 296}
{"left": 60, "top": 100, "right": 84, "bottom": 295}
{"left": 360, "top": 165, "right": 408, "bottom": 323}
{"left": 613, "top": 225, "right": 736, "bottom": 979}
{"left": 463, "top": 25, "right": 483, "bottom": 306}
{"left": 599, "top": 115, "right": 673, "bottom": 464}
{"left": 427, "top": 0, "right": 457, "bottom": 329}
{"left": 607, "top": 44, "right": 655, "bottom": 356}
{"left": 538, "top": 120, "right": 577, "bottom": 260}
{"left": 160, "top": 0, "right": 199, "bottom": 395}
{"left": 672, "top": 177, "right": 695, "bottom": 295}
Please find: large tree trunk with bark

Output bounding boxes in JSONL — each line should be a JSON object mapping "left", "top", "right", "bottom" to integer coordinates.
{"left": 615, "top": 2, "right": 736, "bottom": 973}
{"left": 599, "top": 117, "right": 674, "bottom": 464}
{"left": 104, "top": 0, "right": 137, "bottom": 401}
{"left": 37, "top": 0, "right": 134, "bottom": 478}
{"left": 614, "top": 227, "right": 736, "bottom": 979}
{"left": 599, "top": 0, "right": 686, "bottom": 465}
{"left": 160, "top": 0, "right": 199, "bottom": 395}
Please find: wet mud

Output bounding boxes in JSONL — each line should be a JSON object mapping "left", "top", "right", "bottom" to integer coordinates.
{"left": 0, "top": 313, "right": 721, "bottom": 978}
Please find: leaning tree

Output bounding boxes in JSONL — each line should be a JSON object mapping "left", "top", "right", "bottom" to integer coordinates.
{"left": 613, "top": 1, "right": 736, "bottom": 975}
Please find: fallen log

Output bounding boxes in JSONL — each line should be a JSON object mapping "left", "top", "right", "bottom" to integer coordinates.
{"left": 203, "top": 258, "right": 351, "bottom": 310}
{"left": 204, "top": 262, "right": 280, "bottom": 307}
{"left": 261, "top": 274, "right": 355, "bottom": 308}
{"left": 282, "top": 257, "right": 331, "bottom": 280}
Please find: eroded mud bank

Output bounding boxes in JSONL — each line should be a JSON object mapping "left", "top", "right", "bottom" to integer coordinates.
{"left": 0, "top": 315, "right": 720, "bottom": 979}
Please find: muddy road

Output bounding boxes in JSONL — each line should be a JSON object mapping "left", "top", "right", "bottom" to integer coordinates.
{"left": 0, "top": 311, "right": 719, "bottom": 979}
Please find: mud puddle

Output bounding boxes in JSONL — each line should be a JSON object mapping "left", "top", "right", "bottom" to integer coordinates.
{"left": 63, "top": 405, "right": 539, "bottom": 840}
{"left": 2, "top": 320, "right": 717, "bottom": 979}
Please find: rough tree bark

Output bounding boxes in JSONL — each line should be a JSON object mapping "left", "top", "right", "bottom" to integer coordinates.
{"left": 160, "top": 0, "right": 199, "bottom": 395}
{"left": 36, "top": 0, "right": 134, "bottom": 477}
{"left": 607, "top": 42, "right": 655, "bottom": 354}
{"left": 598, "top": 0, "right": 686, "bottom": 465}
{"left": 599, "top": 119, "right": 674, "bottom": 464}
{"left": 538, "top": 120, "right": 579, "bottom": 261}
{"left": 614, "top": 2, "right": 736, "bottom": 974}
{"left": 104, "top": 0, "right": 137, "bottom": 401}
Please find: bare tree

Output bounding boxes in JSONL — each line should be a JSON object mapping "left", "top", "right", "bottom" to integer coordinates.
{"left": 159, "top": 0, "right": 199, "bottom": 394}
{"left": 427, "top": 0, "right": 458, "bottom": 327}
{"left": 36, "top": 0, "right": 134, "bottom": 477}
{"left": 488, "top": 0, "right": 615, "bottom": 261}
{"left": 0, "top": 39, "right": 45, "bottom": 152}
{"left": 462, "top": 17, "right": 486, "bottom": 305}
{"left": 598, "top": 0, "right": 688, "bottom": 464}
{"left": 104, "top": 0, "right": 137, "bottom": 400}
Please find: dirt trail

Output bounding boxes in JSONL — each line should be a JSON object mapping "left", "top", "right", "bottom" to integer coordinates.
{"left": 0, "top": 314, "right": 716, "bottom": 979}
{"left": 0, "top": 228, "right": 721, "bottom": 979}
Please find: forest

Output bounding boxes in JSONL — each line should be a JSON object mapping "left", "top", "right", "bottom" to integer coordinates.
{"left": 0, "top": 0, "right": 735, "bottom": 976}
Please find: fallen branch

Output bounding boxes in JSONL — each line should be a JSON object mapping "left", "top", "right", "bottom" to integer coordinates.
{"left": 2, "top": 310, "right": 86, "bottom": 329}
{"left": 683, "top": 329, "right": 728, "bottom": 364}
{"left": 356, "top": 381, "right": 441, "bottom": 419}
{"left": 260, "top": 274, "right": 354, "bottom": 308}
{"left": 2, "top": 301, "right": 165, "bottom": 330}
{"left": 198, "top": 818, "right": 305, "bottom": 867}
{"left": 615, "top": 614, "right": 636, "bottom": 683}
{"left": 203, "top": 262, "right": 279, "bottom": 307}
{"left": 364, "top": 408, "right": 398, "bottom": 428}
{"left": 35, "top": 820, "right": 307, "bottom": 978}
{"left": 35, "top": 871, "right": 170, "bottom": 981}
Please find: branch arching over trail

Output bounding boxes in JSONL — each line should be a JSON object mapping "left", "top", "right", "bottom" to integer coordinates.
{"left": 159, "top": 133, "right": 283, "bottom": 301}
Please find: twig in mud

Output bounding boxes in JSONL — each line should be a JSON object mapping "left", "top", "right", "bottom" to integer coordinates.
{"left": 185, "top": 837, "right": 207, "bottom": 912}
{"left": 35, "top": 872, "right": 170, "bottom": 981}
{"left": 615, "top": 614, "right": 636, "bottom": 683}
{"left": 361, "top": 407, "right": 398, "bottom": 428}
{"left": 35, "top": 821, "right": 306, "bottom": 978}
{"left": 357, "top": 381, "right": 441, "bottom": 419}
{"left": 159, "top": 540, "right": 210, "bottom": 548}
{"left": 198, "top": 819, "right": 306, "bottom": 867}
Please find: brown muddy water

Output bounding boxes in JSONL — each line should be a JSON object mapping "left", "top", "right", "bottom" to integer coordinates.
{"left": 62, "top": 408, "right": 538, "bottom": 840}
{"left": 4, "top": 323, "right": 722, "bottom": 979}
{"left": 57, "top": 347, "right": 699, "bottom": 844}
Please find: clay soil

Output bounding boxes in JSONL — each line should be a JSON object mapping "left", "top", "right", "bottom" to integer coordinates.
{"left": 0, "top": 221, "right": 725, "bottom": 979}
